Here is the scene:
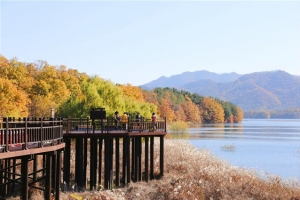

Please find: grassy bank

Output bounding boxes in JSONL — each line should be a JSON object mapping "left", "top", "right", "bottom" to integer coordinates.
{"left": 9, "top": 139, "right": 300, "bottom": 200}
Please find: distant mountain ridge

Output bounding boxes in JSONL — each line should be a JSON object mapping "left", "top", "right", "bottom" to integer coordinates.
{"left": 140, "top": 70, "right": 300, "bottom": 111}
{"left": 140, "top": 70, "right": 241, "bottom": 90}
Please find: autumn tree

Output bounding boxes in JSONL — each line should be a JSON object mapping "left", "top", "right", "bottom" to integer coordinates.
{"left": 157, "top": 92, "right": 176, "bottom": 122}
{"left": 118, "top": 84, "right": 144, "bottom": 102}
{"left": 200, "top": 97, "right": 225, "bottom": 123}
{"left": 28, "top": 63, "right": 71, "bottom": 117}
{"left": 181, "top": 95, "right": 201, "bottom": 122}
{"left": 0, "top": 78, "right": 29, "bottom": 117}
{"left": 174, "top": 105, "right": 187, "bottom": 122}
{"left": 142, "top": 90, "right": 159, "bottom": 105}
{"left": 235, "top": 107, "right": 244, "bottom": 122}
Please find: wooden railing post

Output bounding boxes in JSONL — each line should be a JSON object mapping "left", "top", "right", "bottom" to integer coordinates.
{"left": 87, "top": 117, "right": 89, "bottom": 134}
{"left": 23, "top": 118, "right": 28, "bottom": 150}
{"left": 5, "top": 118, "right": 9, "bottom": 152}
{"left": 164, "top": 117, "right": 167, "bottom": 132}
{"left": 39, "top": 118, "right": 43, "bottom": 147}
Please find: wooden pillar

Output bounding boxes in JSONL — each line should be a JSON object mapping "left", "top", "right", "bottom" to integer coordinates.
{"left": 110, "top": 138, "right": 113, "bottom": 188}
{"left": 75, "top": 138, "right": 84, "bottom": 190}
{"left": 0, "top": 159, "right": 3, "bottom": 195}
{"left": 104, "top": 137, "right": 113, "bottom": 189}
{"left": 138, "top": 137, "right": 142, "bottom": 181}
{"left": 45, "top": 153, "right": 52, "bottom": 200}
{"left": 4, "top": 159, "right": 8, "bottom": 196}
{"left": 55, "top": 151, "right": 62, "bottom": 200}
{"left": 131, "top": 137, "right": 135, "bottom": 181}
{"left": 150, "top": 136, "right": 154, "bottom": 180}
{"left": 51, "top": 152, "right": 57, "bottom": 194}
{"left": 43, "top": 155, "right": 46, "bottom": 177}
{"left": 12, "top": 158, "right": 16, "bottom": 192}
{"left": 33, "top": 155, "right": 37, "bottom": 181}
{"left": 7, "top": 159, "right": 12, "bottom": 194}
{"left": 134, "top": 136, "right": 142, "bottom": 182}
{"left": 122, "top": 137, "right": 127, "bottom": 185}
{"left": 21, "top": 156, "right": 29, "bottom": 200}
{"left": 145, "top": 136, "right": 149, "bottom": 182}
{"left": 160, "top": 136, "right": 164, "bottom": 177}
{"left": 63, "top": 138, "right": 70, "bottom": 189}
{"left": 83, "top": 138, "right": 87, "bottom": 187}
{"left": 126, "top": 136, "right": 131, "bottom": 184}
{"left": 115, "top": 138, "right": 120, "bottom": 186}
{"left": 90, "top": 138, "right": 97, "bottom": 190}
{"left": 98, "top": 138, "right": 103, "bottom": 187}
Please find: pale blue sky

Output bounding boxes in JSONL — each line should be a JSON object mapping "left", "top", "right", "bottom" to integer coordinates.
{"left": 1, "top": 1, "right": 299, "bottom": 86}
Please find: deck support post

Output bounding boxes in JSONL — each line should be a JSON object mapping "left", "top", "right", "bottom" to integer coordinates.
{"left": 21, "top": 156, "right": 29, "bottom": 200}
{"left": 45, "top": 152, "right": 52, "bottom": 200}
{"left": 55, "top": 150, "right": 62, "bottom": 200}
{"left": 150, "top": 136, "right": 154, "bottom": 180}
{"left": 115, "top": 138, "right": 120, "bottom": 186}
{"left": 160, "top": 136, "right": 164, "bottom": 177}
{"left": 63, "top": 138, "right": 70, "bottom": 189}
{"left": 145, "top": 136, "right": 149, "bottom": 182}
{"left": 104, "top": 137, "right": 113, "bottom": 189}
{"left": 75, "top": 138, "right": 84, "bottom": 190}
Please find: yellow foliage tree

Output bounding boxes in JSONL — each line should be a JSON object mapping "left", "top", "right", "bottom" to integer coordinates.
{"left": 0, "top": 78, "right": 29, "bottom": 117}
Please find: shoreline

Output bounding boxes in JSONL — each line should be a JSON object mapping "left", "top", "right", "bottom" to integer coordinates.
{"left": 8, "top": 139, "right": 300, "bottom": 199}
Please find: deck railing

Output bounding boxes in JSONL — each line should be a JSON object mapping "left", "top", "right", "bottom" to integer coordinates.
{"left": 63, "top": 117, "right": 167, "bottom": 133}
{"left": 0, "top": 117, "right": 64, "bottom": 152}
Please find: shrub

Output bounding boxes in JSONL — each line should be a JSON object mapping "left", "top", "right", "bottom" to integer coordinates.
{"left": 169, "top": 121, "right": 189, "bottom": 134}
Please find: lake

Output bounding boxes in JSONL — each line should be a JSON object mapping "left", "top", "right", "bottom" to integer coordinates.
{"left": 173, "top": 119, "right": 300, "bottom": 181}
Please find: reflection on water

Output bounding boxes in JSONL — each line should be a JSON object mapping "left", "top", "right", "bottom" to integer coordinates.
{"left": 180, "top": 119, "right": 300, "bottom": 181}
{"left": 166, "top": 133, "right": 190, "bottom": 139}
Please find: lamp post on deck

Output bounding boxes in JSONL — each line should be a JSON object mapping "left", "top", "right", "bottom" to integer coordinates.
{"left": 50, "top": 108, "right": 55, "bottom": 118}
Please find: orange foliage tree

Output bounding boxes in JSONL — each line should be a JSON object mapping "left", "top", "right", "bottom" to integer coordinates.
{"left": 181, "top": 95, "right": 201, "bottom": 122}
{"left": 157, "top": 92, "right": 176, "bottom": 122}
{"left": 118, "top": 84, "right": 145, "bottom": 102}
{"left": 200, "top": 97, "right": 225, "bottom": 123}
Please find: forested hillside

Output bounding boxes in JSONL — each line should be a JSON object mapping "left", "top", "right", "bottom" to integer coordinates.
{"left": 0, "top": 55, "right": 243, "bottom": 123}
{"left": 180, "top": 71, "right": 300, "bottom": 118}
{"left": 141, "top": 68, "right": 300, "bottom": 118}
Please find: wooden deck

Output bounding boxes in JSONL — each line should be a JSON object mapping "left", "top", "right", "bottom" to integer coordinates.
{"left": 0, "top": 117, "right": 65, "bottom": 200}
{"left": 0, "top": 117, "right": 167, "bottom": 199}
{"left": 62, "top": 118, "right": 167, "bottom": 190}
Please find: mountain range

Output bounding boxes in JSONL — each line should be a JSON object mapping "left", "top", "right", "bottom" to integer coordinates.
{"left": 140, "top": 70, "right": 300, "bottom": 111}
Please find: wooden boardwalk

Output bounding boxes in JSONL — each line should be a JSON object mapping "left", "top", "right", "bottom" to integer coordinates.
{"left": 62, "top": 117, "right": 167, "bottom": 190}
{"left": 0, "top": 117, "right": 64, "bottom": 200}
{"left": 0, "top": 116, "right": 167, "bottom": 199}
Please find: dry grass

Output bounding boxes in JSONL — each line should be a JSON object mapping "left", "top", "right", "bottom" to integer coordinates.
{"left": 122, "top": 140, "right": 300, "bottom": 200}
{"left": 7, "top": 139, "right": 300, "bottom": 200}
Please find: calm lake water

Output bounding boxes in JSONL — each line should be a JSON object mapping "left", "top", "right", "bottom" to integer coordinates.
{"left": 177, "top": 119, "right": 300, "bottom": 181}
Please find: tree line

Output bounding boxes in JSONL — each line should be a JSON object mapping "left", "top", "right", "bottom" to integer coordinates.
{"left": 0, "top": 55, "right": 243, "bottom": 123}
